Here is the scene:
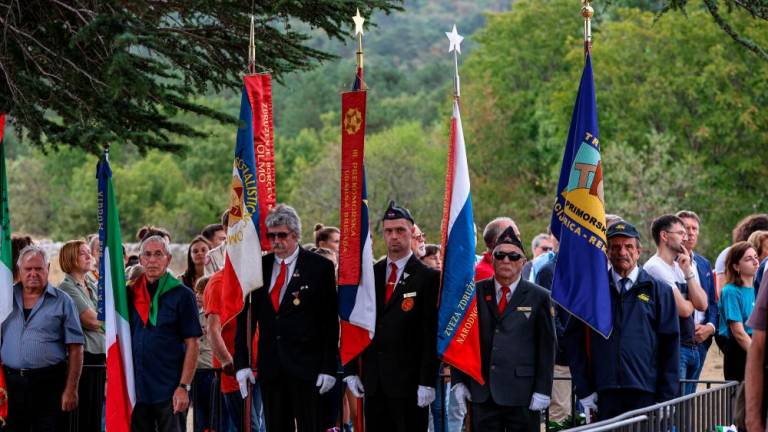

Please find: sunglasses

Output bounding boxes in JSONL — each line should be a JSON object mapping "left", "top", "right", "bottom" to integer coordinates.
{"left": 540, "top": 246, "right": 553, "bottom": 252}
{"left": 493, "top": 251, "right": 524, "bottom": 262}
{"left": 266, "top": 232, "right": 291, "bottom": 240}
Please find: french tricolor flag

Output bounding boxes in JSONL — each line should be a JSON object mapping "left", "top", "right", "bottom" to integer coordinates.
{"left": 437, "top": 99, "right": 484, "bottom": 384}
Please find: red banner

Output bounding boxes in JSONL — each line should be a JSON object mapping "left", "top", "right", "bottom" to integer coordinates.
{"left": 338, "top": 91, "right": 366, "bottom": 285}
{"left": 244, "top": 74, "right": 277, "bottom": 251}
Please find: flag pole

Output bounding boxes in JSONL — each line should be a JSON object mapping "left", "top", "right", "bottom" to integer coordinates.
{"left": 353, "top": 8, "right": 366, "bottom": 90}
{"left": 248, "top": 15, "right": 256, "bottom": 74}
{"left": 244, "top": 15, "right": 255, "bottom": 432}
{"left": 582, "top": 0, "right": 594, "bottom": 54}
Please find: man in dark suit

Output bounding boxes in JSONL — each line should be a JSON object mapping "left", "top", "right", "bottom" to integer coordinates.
{"left": 452, "top": 226, "right": 556, "bottom": 432}
{"left": 233, "top": 204, "right": 339, "bottom": 431}
{"left": 344, "top": 201, "right": 440, "bottom": 431}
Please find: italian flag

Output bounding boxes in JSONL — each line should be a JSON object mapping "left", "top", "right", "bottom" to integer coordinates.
{"left": 100, "top": 152, "right": 134, "bottom": 431}
{"left": 0, "top": 114, "right": 13, "bottom": 341}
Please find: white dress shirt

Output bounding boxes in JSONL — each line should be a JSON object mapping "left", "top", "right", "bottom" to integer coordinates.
{"left": 494, "top": 275, "right": 522, "bottom": 304}
{"left": 270, "top": 246, "right": 300, "bottom": 303}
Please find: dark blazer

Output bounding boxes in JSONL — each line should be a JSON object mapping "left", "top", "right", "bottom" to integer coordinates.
{"left": 564, "top": 268, "right": 680, "bottom": 402}
{"left": 453, "top": 278, "right": 556, "bottom": 407}
{"left": 234, "top": 247, "right": 339, "bottom": 383}
{"left": 345, "top": 255, "right": 440, "bottom": 398}
{"left": 693, "top": 253, "right": 717, "bottom": 348}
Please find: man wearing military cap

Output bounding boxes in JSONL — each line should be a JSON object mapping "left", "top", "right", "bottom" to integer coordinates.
{"left": 452, "top": 226, "right": 556, "bottom": 431}
{"left": 564, "top": 221, "right": 680, "bottom": 420}
{"left": 344, "top": 201, "right": 440, "bottom": 431}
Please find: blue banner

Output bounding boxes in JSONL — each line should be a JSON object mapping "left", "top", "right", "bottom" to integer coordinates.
{"left": 550, "top": 53, "right": 612, "bottom": 338}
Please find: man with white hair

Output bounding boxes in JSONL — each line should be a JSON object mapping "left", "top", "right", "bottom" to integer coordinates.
{"left": 129, "top": 235, "right": 202, "bottom": 432}
{"left": 1, "top": 245, "right": 84, "bottom": 431}
{"left": 234, "top": 204, "right": 339, "bottom": 432}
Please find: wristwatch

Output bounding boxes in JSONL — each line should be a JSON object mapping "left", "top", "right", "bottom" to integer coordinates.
{"left": 178, "top": 383, "right": 191, "bottom": 392}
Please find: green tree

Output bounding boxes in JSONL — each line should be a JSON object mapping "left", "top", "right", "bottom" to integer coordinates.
{"left": 0, "top": 0, "right": 401, "bottom": 153}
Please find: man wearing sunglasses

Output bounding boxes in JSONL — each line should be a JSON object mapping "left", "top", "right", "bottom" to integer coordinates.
{"left": 452, "top": 226, "right": 556, "bottom": 432}
{"left": 343, "top": 201, "right": 440, "bottom": 432}
{"left": 233, "top": 204, "right": 339, "bottom": 432}
{"left": 565, "top": 221, "right": 680, "bottom": 420}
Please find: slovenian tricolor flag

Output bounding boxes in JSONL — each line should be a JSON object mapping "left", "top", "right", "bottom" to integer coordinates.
{"left": 437, "top": 99, "right": 484, "bottom": 384}
{"left": 550, "top": 52, "right": 612, "bottom": 338}
{"left": 219, "top": 84, "right": 264, "bottom": 327}
{"left": 101, "top": 151, "right": 134, "bottom": 432}
{"left": 338, "top": 67, "right": 376, "bottom": 365}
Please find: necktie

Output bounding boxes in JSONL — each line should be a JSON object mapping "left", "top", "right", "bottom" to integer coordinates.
{"left": 271, "top": 261, "right": 287, "bottom": 311}
{"left": 620, "top": 277, "right": 630, "bottom": 295}
{"left": 497, "top": 285, "right": 511, "bottom": 314}
{"left": 385, "top": 263, "right": 398, "bottom": 304}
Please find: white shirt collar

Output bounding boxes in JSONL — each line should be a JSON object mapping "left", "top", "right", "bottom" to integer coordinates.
{"left": 276, "top": 246, "right": 300, "bottom": 266}
{"left": 612, "top": 266, "right": 640, "bottom": 291}
{"left": 494, "top": 275, "right": 522, "bottom": 298}
{"left": 387, "top": 252, "right": 413, "bottom": 270}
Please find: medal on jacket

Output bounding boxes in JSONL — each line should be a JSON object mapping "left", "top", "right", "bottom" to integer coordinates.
{"left": 292, "top": 291, "right": 300, "bottom": 306}
{"left": 401, "top": 297, "right": 414, "bottom": 312}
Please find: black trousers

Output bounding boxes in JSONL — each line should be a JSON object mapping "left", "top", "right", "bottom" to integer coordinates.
{"left": 364, "top": 392, "right": 428, "bottom": 432}
{"left": 260, "top": 377, "right": 319, "bottom": 432}
{"left": 596, "top": 389, "right": 655, "bottom": 421}
{"left": 4, "top": 363, "right": 67, "bottom": 432}
{"left": 723, "top": 336, "right": 747, "bottom": 381}
{"left": 74, "top": 353, "right": 105, "bottom": 432}
{"left": 131, "top": 400, "right": 184, "bottom": 432}
{"left": 471, "top": 399, "right": 539, "bottom": 432}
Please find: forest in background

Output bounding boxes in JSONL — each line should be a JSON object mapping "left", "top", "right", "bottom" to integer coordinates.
{"left": 3, "top": 0, "right": 767, "bottom": 259}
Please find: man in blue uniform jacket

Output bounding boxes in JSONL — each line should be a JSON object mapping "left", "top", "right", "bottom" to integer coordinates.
{"left": 564, "top": 221, "right": 680, "bottom": 421}
{"left": 452, "top": 226, "right": 556, "bottom": 431}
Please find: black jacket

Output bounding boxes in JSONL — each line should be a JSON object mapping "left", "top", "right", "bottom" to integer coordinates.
{"left": 453, "top": 278, "right": 556, "bottom": 406}
{"left": 234, "top": 247, "right": 339, "bottom": 382}
{"left": 345, "top": 255, "right": 440, "bottom": 398}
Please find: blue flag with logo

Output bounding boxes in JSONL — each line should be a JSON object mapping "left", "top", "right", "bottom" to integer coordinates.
{"left": 550, "top": 53, "right": 612, "bottom": 338}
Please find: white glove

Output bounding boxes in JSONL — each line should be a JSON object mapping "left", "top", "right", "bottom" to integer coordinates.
{"left": 235, "top": 368, "right": 255, "bottom": 399}
{"left": 580, "top": 392, "right": 598, "bottom": 411}
{"left": 417, "top": 385, "right": 436, "bottom": 408}
{"left": 343, "top": 375, "right": 365, "bottom": 398}
{"left": 452, "top": 383, "right": 472, "bottom": 416}
{"left": 529, "top": 392, "right": 551, "bottom": 411}
{"left": 316, "top": 374, "right": 336, "bottom": 395}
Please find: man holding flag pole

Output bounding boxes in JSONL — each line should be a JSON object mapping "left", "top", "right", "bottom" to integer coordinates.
{"left": 441, "top": 25, "right": 555, "bottom": 432}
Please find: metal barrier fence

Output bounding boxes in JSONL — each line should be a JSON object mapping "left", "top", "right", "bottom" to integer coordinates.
{"left": 561, "top": 380, "right": 739, "bottom": 432}
{"left": 59, "top": 366, "right": 738, "bottom": 432}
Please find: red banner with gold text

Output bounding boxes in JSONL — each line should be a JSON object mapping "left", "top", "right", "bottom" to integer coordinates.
{"left": 338, "top": 91, "right": 366, "bottom": 285}
{"left": 244, "top": 74, "right": 277, "bottom": 251}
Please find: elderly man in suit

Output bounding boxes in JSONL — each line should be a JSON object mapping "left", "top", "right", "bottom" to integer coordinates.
{"left": 344, "top": 201, "right": 441, "bottom": 432}
{"left": 234, "top": 204, "right": 339, "bottom": 432}
{"left": 452, "top": 226, "right": 556, "bottom": 432}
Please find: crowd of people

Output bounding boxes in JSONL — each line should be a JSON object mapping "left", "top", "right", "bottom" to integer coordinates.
{"left": 3, "top": 205, "right": 768, "bottom": 432}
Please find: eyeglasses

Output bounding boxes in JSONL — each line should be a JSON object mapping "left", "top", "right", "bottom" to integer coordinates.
{"left": 414, "top": 234, "right": 425, "bottom": 241}
{"left": 664, "top": 230, "right": 687, "bottom": 237}
{"left": 539, "top": 246, "right": 553, "bottom": 252}
{"left": 266, "top": 232, "right": 291, "bottom": 240}
{"left": 493, "top": 251, "right": 524, "bottom": 262}
{"left": 142, "top": 251, "right": 166, "bottom": 260}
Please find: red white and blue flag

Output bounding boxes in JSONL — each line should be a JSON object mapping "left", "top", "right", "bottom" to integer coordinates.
{"left": 436, "top": 98, "right": 484, "bottom": 384}
{"left": 219, "top": 82, "right": 264, "bottom": 327}
{"left": 338, "top": 67, "right": 376, "bottom": 365}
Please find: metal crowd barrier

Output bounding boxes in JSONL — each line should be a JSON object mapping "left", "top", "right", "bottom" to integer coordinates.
{"left": 61, "top": 366, "right": 738, "bottom": 432}
{"left": 561, "top": 380, "right": 739, "bottom": 432}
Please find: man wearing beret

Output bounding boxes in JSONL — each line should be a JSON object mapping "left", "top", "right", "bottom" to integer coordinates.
{"left": 452, "top": 226, "right": 556, "bottom": 431}
{"left": 564, "top": 221, "right": 680, "bottom": 420}
{"left": 344, "top": 201, "right": 441, "bottom": 431}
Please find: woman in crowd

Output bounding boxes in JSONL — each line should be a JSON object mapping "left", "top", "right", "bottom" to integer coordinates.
{"left": 180, "top": 235, "right": 210, "bottom": 290}
{"left": 192, "top": 276, "right": 218, "bottom": 432}
{"left": 58, "top": 239, "right": 105, "bottom": 432}
{"left": 10, "top": 234, "right": 33, "bottom": 283}
{"left": 314, "top": 224, "right": 340, "bottom": 255}
{"left": 718, "top": 241, "right": 760, "bottom": 381}
{"left": 749, "top": 230, "right": 768, "bottom": 263}
{"left": 420, "top": 244, "right": 442, "bottom": 271}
